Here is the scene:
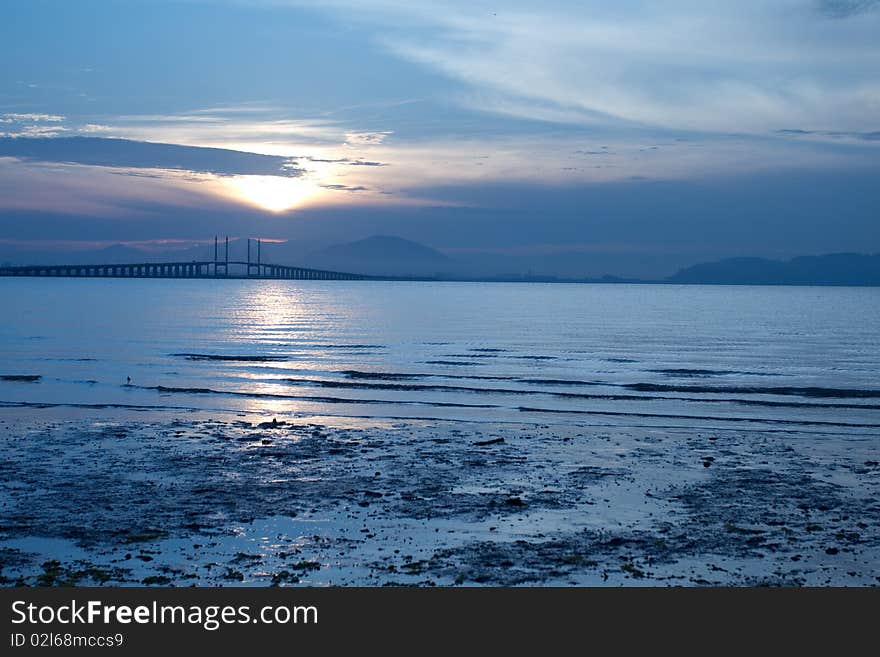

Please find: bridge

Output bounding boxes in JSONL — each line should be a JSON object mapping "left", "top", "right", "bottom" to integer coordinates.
{"left": 0, "top": 237, "right": 370, "bottom": 281}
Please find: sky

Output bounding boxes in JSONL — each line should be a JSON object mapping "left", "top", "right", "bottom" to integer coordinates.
{"left": 0, "top": 0, "right": 878, "bottom": 276}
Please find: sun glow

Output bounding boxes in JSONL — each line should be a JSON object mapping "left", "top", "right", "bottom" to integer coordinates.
{"left": 223, "top": 175, "right": 322, "bottom": 212}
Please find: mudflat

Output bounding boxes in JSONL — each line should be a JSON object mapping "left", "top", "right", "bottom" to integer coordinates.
{"left": 1, "top": 408, "right": 877, "bottom": 586}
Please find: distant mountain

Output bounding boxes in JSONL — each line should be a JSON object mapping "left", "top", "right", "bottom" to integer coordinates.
{"left": 300, "top": 235, "right": 453, "bottom": 276}
{"left": 299, "top": 236, "right": 681, "bottom": 279}
{"left": 668, "top": 253, "right": 880, "bottom": 286}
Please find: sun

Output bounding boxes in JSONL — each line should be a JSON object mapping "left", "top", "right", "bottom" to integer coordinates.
{"left": 223, "top": 175, "right": 321, "bottom": 212}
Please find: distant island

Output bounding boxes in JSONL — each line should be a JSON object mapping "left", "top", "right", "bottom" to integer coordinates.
{"left": 666, "top": 253, "right": 880, "bottom": 287}
{"left": 304, "top": 240, "right": 880, "bottom": 286}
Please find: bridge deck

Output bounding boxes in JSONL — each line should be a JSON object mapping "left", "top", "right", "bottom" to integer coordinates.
{"left": 0, "top": 260, "right": 368, "bottom": 281}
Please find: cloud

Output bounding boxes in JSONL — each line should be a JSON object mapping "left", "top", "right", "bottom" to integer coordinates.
{"left": 0, "top": 113, "right": 65, "bottom": 123}
{"left": 0, "top": 156, "right": 232, "bottom": 217}
{"left": 80, "top": 124, "right": 112, "bottom": 133}
{"left": 344, "top": 131, "right": 393, "bottom": 145}
{"left": 1, "top": 125, "right": 67, "bottom": 138}
{"left": 818, "top": 0, "right": 880, "bottom": 17}
{"left": 0, "top": 136, "right": 305, "bottom": 178}
{"left": 265, "top": 1, "right": 880, "bottom": 135}
{"left": 0, "top": 112, "right": 68, "bottom": 137}
{"left": 321, "top": 183, "right": 369, "bottom": 191}
{"left": 305, "top": 156, "right": 387, "bottom": 166}
{"left": 107, "top": 111, "right": 343, "bottom": 150}
{"left": 776, "top": 128, "right": 880, "bottom": 142}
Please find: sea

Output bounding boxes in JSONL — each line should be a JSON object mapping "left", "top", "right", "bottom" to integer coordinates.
{"left": 1, "top": 278, "right": 879, "bottom": 435}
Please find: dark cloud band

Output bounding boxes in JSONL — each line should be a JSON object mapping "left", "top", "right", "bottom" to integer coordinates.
{"left": 0, "top": 136, "right": 304, "bottom": 177}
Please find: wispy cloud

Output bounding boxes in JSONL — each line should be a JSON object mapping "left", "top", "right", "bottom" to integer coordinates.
{"left": 105, "top": 109, "right": 343, "bottom": 151}
{"left": 80, "top": 124, "right": 112, "bottom": 133}
{"left": 0, "top": 112, "right": 68, "bottom": 137}
{"left": 345, "top": 131, "right": 393, "bottom": 145}
{"left": 818, "top": 0, "right": 880, "bottom": 18}
{"left": 1, "top": 125, "right": 67, "bottom": 138}
{"left": 0, "top": 113, "right": 65, "bottom": 123}
{"left": 320, "top": 183, "right": 369, "bottom": 191}
{"left": 776, "top": 128, "right": 880, "bottom": 142}
{"left": 259, "top": 1, "right": 880, "bottom": 135}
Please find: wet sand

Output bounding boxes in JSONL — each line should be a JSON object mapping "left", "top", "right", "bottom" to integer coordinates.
{"left": 1, "top": 408, "right": 878, "bottom": 586}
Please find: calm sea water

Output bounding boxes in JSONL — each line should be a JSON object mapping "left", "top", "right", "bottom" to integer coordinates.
{"left": 1, "top": 279, "right": 879, "bottom": 434}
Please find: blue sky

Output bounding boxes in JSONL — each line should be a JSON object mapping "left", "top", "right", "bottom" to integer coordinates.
{"left": 0, "top": 0, "right": 878, "bottom": 275}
